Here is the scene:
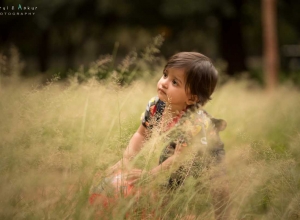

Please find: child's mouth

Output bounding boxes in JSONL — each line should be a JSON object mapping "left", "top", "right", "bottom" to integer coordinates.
{"left": 158, "top": 88, "right": 166, "bottom": 96}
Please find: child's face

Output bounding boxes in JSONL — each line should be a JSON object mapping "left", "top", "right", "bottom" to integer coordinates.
{"left": 157, "top": 67, "right": 194, "bottom": 112}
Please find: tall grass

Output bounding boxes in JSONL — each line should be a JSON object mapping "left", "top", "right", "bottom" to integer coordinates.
{"left": 1, "top": 57, "right": 300, "bottom": 219}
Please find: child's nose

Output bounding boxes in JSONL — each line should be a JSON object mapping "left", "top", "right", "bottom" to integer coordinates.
{"left": 162, "top": 78, "right": 168, "bottom": 88}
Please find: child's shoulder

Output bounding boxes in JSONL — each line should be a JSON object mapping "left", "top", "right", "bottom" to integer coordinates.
{"left": 202, "top": 109, "right": 227, "bottom": 133}
{"left": 199, "top": 109, "right": 227, "bottom": 132}
{"left": 141, "top": 96, "right": 165, "bottom": 128}
{"left": 146, "top": 96, "right": 162, "bottom": 107}
{"left": 187, "top": 108, "right": 227, "bottom": 159}
{"left": 145, "top": 96, "right": 165, "bottom": 116}
{"left": 185, "top": 107, "right": 227, "bottom": 134}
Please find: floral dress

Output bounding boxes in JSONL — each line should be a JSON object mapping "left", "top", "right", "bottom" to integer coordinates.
{"left": 141, "top": 96, "right": 226, "bottom": 188}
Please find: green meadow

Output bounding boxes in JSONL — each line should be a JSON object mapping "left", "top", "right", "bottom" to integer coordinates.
{"left": 1, "top": 63, "right": 300, "bottom": 219}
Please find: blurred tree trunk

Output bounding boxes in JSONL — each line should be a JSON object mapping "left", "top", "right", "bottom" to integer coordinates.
{"left": 66, "top": 43, "right": 75, "bottom": 71}
{"left": 38, "top": 28, "right": 50, "bottom": 73}
{"left": 219, "top": 0, "right": 247, "bottom": 76}
{"left": 262, "top": 0, "right": 279, "bottom": 91}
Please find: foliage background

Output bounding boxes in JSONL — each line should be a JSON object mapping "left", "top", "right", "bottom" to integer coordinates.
{"left": 0, "top": 0, "right": 300, "bottom": 83}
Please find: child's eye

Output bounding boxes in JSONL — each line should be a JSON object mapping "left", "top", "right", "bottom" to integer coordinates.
{"left": 172, "top": 80, "right": 178, "bottom": 86}
{"left": 163, "top": 72, "right": 167, "bottom": 78}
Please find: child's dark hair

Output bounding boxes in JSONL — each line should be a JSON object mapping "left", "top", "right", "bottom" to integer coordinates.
{"left": 164, "top": 52, "right": 218, "bottom": 106}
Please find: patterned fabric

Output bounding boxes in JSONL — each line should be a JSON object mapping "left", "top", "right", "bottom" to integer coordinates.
{"left": 141, "top": 96, "right": 165, "bottom": 129}
{"left": 141, "top": 96, "right": 226, "bottom": 188}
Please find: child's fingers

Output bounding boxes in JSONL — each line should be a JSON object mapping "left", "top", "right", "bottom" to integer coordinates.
{"left": 106, "top": 160, "right": 130, "bottom": 175}
{"left": 127, "top": 179, "right": 138, "bottom": 185}
{"left": 126, "top": 169, "right": 149, "bottom": 185}
{"left": 125, "top": 169, "right": 143, "bottom": 183}
{"left": 105, "top": 164, "right": 118, "bottom": 175}
{"left": 126, "top": 169, "right": 142, "bottom": 178}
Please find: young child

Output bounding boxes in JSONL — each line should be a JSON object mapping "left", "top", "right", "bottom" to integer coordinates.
{"left": 93, "top": 52, "right": 229, "bottom": 219}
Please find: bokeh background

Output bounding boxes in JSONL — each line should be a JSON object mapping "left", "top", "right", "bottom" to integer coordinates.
{"left": 1, "top": 0, "right": 300, "bottom": 85}
{"left": 1, "top": 0, "right": 300, "bottom": 219}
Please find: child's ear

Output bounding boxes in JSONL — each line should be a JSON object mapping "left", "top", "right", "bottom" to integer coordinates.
{"left": 186, "top": 95, "right": 199, "bottom": 105}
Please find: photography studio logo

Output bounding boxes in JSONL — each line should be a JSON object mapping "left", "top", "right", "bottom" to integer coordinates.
{"left": 0, "top": 4, "right": 37, "bottom": 16}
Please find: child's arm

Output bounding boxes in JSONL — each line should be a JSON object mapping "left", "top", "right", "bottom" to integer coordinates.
{"left": 148, "top": 155, "right": 177, "bottom": 177}
{"left": 126, "top": 141, "right": 186, "bottom": 184}
{"left": 149, "top": 142, "right": 186, "bottom": 176}
{"left": 107, "top": 124, "right": 147, "bottom": 174}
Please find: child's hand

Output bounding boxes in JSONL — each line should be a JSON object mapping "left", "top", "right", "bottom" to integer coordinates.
{"left": 125, "top": 169, "right": 147, "bottom": 185}
{"left": 106, "top": 159, "right": 130, "bottom": 176}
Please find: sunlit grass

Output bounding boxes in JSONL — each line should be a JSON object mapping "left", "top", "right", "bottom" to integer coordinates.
{"left": 0, "top": 72, "right": 300, "bottom": 219}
